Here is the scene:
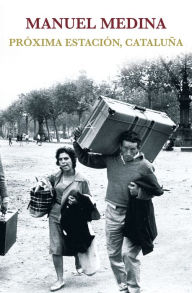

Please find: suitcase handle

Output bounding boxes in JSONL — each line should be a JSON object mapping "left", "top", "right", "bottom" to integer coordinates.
{"left": 134, "top": 105, "right": 146, "bottom": 112}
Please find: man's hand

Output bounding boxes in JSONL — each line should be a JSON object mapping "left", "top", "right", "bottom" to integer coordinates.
{"left": 1, "top": 201, "right": 8, "bottom": 214}
{"left": 68, "top": 195, "right": 78, "bottom": 206}
{"left": 128, "top": 182, "right": 139, "bottom": 197}
{"left": 73, "top": 127, "right": 83, "bottom": 141}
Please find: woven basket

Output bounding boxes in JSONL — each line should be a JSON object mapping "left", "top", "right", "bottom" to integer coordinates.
{"left": 28, "top": 188, "right": 53, "bottom": 217}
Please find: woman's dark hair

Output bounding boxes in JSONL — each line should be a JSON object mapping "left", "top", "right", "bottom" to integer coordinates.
{"left": 56, "top": 147, "right": 76, "bottom": 169}
{"left": 118, "top": 131, "right": 141, "bottom": 148}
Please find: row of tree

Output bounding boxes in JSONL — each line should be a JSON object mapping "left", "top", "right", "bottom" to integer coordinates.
{"left": 0, "top": 54, "right": 192, "bottom": 142}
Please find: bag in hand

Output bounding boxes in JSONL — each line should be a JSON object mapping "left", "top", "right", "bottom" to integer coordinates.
{"left": 28, "top": 186, "right": 53, "bottom": 218}
{"left": 78, "top": 238, "right": 100, "bottom": 276}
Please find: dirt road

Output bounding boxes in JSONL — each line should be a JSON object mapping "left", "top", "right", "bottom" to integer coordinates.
{"left": 0, "top": 140, "right": 192, "bottom": 293}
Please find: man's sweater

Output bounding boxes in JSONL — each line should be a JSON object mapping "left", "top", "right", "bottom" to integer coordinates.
{"left": 73, "top": 142, "right": 154, "bottom": 207}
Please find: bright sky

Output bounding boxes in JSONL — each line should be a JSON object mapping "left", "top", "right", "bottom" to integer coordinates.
{"left": 0, "top": 0, "right": 191, "bottom": 110}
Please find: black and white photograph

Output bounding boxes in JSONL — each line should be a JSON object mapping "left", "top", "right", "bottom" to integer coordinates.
{"left": 0, "top": 1, "right": 192, "bottom": 292}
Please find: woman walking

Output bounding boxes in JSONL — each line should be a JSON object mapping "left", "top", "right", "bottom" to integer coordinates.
{"left": 36, "top": 147, "right": 92, "bottom": 291}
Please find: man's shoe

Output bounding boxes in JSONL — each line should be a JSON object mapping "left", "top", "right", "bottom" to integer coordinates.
{"left": 72, "top": 268, "right": 84, "bottom": 276}
{"left": 119, "top": 283, "right": 129, "bottom": 292}
{"left": 50, "top": 281, "right": 65, "bottom": 292}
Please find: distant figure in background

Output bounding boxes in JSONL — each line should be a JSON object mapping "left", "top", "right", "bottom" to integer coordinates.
{"left": 16, "top": 134, "right": 20, "bottom": 143}
{"left": 0, "top": 155, "right": 8, "bottom": 214}
{"left": 19, "top": 134, "right": 23, "bottom": 146}
{"left": 164, "top": 138, "right": 174, "bottom": 151}
{"left": 36, "top": 133, "right": 42, "bottom": 145}
{"left": 25, "top": 134, "right": 29, "bottom": 144}
{"left": 8, "top": 134, "right": 12, "bottom": 146}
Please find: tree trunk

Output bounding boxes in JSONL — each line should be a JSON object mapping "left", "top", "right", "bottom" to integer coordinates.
{"left": 38, "top": 118, "right": 45, "bottom": 140}
{"left": 62, "top": 123, "right": 66, "bottom": 139}
{"left": 178, "top": 66, "right": 191, "bottom": 128}
{"left": 77, "top": 110, "right": 83, "bottom": 124}
{"left": 53, "top": 117, "right": 60, "bottom": 142}
{"left": 1, "top": 124, "right": 6, "bottom": 138}
{"left": 147, "top": 91, "right": 152, "bottom": 109}
{"left": 66, "top": 113, "right": 69, "bottom": 137}
{"left": 45, "top": 118, "right": 51, "bottom": 142}
{"left": 25, "top": 115, "right": 29, "bottom": 135}
{"left": 0, "top": 124, "right": 3, "bottom": 137}
{"left": 34, "top": 119, "right": 37, "bottom": 139}
{"left": 12, "top": 122, "right": 16, "bottom": 137}
{"left": 17, "top": 118, "right": 21, "bottom": 134}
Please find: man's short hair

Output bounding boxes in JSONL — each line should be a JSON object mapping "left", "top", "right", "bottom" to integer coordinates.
{"left": 118, "top": 131, "right": 141, "bottom": 148}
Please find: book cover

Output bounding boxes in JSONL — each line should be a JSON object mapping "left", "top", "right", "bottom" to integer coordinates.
{"left": 0, "top": 1, "right": 191, "bottom": 293}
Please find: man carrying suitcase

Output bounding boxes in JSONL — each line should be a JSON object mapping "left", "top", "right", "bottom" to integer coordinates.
{"left": 73, "top": 129, "right": 163, "bottom": 293}
{"left": 0, "top": 156, "right": 8, "bottom": 214}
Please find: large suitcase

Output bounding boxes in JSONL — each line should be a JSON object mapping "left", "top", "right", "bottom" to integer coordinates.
{"left": 78, "top": 96, "right": 176, "bottom": 162}
{"left": 0, "top": 210, "right": 18, "bottom": 255}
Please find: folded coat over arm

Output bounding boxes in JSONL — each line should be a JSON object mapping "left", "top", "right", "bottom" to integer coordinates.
{"left": 124, "top": 173, "right": 164, "bottom": 255}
